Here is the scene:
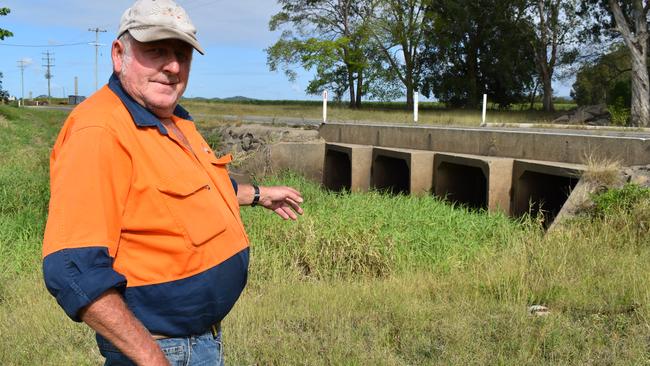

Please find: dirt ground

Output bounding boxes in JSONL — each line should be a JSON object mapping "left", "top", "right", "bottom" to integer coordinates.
{"left": 198, "top": 123, "right": 324, "bottom": 181}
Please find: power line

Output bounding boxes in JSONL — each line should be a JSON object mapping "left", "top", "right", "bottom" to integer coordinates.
{"left": 42, "top": 50, "right": 55, "bottom": 104}
{"left": 89, "top": 27, "right": 107, "bottom": 91}
{"left": 0, "top": 41, "right": 91, "bottom": 47}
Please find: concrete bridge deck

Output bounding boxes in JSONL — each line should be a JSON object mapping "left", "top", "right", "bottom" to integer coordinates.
{"left": 319, "top": 122, "right": 650, "bottom": 166}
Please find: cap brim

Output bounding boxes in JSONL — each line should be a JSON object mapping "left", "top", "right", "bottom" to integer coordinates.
{"left": 128, "top": 26, "right": 205, "bottom": 55}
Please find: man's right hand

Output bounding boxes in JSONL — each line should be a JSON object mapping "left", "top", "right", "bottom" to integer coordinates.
{"left": 79, "top": 289, "right": 170, "bottom": 366}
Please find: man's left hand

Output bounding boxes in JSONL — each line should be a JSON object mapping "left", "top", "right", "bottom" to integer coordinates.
{"left": 258, "top": 186, "right": 303, "bottom": 220}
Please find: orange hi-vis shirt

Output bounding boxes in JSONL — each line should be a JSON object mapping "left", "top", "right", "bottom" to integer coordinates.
{"left": 42, "top": 74, "right": 250, "bottom": 337}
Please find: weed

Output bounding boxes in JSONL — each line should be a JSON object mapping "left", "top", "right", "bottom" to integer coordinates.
{"left": 582, "top": 154, "right": 623, "bottom": 187}
{"left": 609, "top": 98, "right": 630, "bottom": 126}
{"left": 592, "top": 183, "right": 650, "bottom": 217}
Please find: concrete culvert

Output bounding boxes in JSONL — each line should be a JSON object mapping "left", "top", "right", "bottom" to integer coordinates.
{"left": 512, "top": 161, "right": 582, "bottom": 227}
{"left": 372, "top": 155, "right": 410, "bottom": 194}
{"left": 436, "top": 162, "right": 487, "bottom": 210}
{"left": 323, "top": 149, "right": 352, "bottom": 191}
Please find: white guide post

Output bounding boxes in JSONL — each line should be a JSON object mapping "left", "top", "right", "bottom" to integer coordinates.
{"left": 481, "top": 94, "right": 487, "bottom": 125}
{"left": 322, "top": 90, "right": 328, "bottom": 123}
{"left": 414, "top": 91, "right": 419, "bottom": 123}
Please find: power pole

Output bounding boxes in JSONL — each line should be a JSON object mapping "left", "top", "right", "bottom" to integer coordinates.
{"left": 88, "top": 27, "right": 106, "bottom": 91}
{"left": 42, "top": 50, "right": 54, "bottom": 105}
{"left": 16, "top": 59, "right": 28, "bottom": 107}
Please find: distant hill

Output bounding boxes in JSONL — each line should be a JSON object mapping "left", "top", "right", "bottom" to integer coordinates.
{"left": 222, "top": 96, "right": 256, "bottom": 102}
{"left": 182, "top": 96, "right": 257, "bottom": 102}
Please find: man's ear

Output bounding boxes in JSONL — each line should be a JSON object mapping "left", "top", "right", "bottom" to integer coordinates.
{"left": 111, "top": 40, "right": 124, "bottom": 74}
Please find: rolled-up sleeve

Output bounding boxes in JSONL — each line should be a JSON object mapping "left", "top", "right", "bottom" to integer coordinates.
{"left": 230, "top": 177, "right": 238, "bottom": 194}
{"left": 42, "top": 124, "right": 131, "bottom": 321}
{"left": 43, "top": 247, "right": 126, "bottom": 321}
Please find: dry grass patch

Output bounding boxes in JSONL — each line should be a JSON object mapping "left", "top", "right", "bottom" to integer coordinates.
{"left": 582, "top": 154, "right": 624, "bottom": 187}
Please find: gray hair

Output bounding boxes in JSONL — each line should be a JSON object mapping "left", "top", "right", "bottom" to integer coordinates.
{"left": 117, "top": 31, "right": 134, "bottom": 76}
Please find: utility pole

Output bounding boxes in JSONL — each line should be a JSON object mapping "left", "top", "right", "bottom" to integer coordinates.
{"left": 42, "top": 50, "right": 54, "bottom": 105}
{"left": 89, "top": 27, "right": 106, "bottom": 91}
{"left": 16, "top": 59, "right": 28, "bottom": 107}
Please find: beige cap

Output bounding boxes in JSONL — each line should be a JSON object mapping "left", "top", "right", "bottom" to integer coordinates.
{"left": 118, "top": 0, "right": 205, "bottom": 55}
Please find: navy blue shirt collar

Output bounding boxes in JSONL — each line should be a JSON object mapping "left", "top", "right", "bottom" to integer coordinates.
{"left": 107, "top": 73, "right": 193, "bottom": 135}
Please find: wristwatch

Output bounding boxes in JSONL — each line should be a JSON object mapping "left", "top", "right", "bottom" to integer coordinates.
{"left": 251, "top": 184, "right": 260, "bottom": 207}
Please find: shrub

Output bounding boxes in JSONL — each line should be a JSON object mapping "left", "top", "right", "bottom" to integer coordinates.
{"left": 608, "top": 97, "right": 630, "bottom": 126}
{"left": 592, "top": 183, "right": 650, "bottom": 217}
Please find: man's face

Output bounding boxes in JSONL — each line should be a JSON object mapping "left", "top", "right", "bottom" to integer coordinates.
{"left": 112, "top": 37, "right": 193, "bottom": 118}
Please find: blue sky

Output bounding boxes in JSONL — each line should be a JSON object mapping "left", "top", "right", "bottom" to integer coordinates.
{"left": 0, "top": 0, "right": 573, "bottom": 101}
{"left": 0, "top": 0, "right": 316, "bottom": 100}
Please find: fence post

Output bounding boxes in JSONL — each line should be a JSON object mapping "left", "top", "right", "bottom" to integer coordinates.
{"left": 414, "top": 91, "right": 419, "bottom": 123}
{"left": 322, "top": 90, "right": 328, "bottom": 124}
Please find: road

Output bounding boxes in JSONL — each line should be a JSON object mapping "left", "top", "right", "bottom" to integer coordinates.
{"left": 25, "top": 105, "right": 650, "bottom": 138}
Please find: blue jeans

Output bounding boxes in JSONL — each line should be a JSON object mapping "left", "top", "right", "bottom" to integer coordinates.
{"left": 97, "top": 328, "right": 225, "bottom": 366}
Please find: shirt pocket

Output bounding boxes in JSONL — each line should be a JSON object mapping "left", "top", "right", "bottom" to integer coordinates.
{"left": 157, "top": 178, "right": 227, "bottom": 247}
{"left": 209, "top": 153, "right": 232, "bottom": 169}
{"left": 208, "top": 153, "right": 236, "bottom": 188}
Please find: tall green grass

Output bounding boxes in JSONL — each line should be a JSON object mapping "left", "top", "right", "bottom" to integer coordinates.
{"left": 242, "top": 173, "right": 526, "bottom": 281}
{"left": 1, "top": 106, "right": 649, "bottom": 365}
{"left": 0, "top": 106, "right": 64, "bottom": 274}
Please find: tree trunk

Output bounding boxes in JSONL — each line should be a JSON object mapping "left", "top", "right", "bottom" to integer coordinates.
{"left": 608, "top": 0, "right": 649, "bottom": 126}
{"left": 541, "top": 70, "right": 554, "bottom": 112}
{"left": 629, "top": 51, "right": 649, "bottom": 126}
{"left": 347, "top": 65, "right": 356, "bottom": 109}
{"left": 405, "top": 68, "right": 414, "bottom": 109}
{"left": 355, "top": 70, "right": 363, "bottom": 108}
{"left": 406, "top": 86, "right": 414, "bottom": 110}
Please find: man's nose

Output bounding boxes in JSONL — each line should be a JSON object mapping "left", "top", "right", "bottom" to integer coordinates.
{"left": 163, "top": 55, "right": 181, "bottom": 74}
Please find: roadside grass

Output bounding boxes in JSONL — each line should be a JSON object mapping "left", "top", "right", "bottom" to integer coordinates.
{"left": 1, "top": 106, "right": 650, "bottom": 365}
{"left": 0, "top": 106, "right": 63, "bottom": 275}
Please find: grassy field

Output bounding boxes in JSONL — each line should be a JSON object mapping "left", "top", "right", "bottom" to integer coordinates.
{"left": 7, "top": 97, "right": 575, "bottom": 126}
{"left": 1, "top": 105, "right": 649, "bottom": 365}
{"left": 181, "top": 99, "right": 573, "bottom": 126}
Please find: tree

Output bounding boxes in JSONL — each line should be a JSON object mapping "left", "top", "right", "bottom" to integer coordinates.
{"left": 579, "top": 0, "right": 649, "bottom": 126}
{"left": 421, "top": 0, "right": 537, "bottom": 108}
{"left": 267, "top": 0, "right": 373, "bottom": 108}
{"left": 365, "top": 0, "right": 430, "bottom": 108}
{"left": 0, "top": 72, "right": 9, "bottom": 102}
{"left": 571, "top": 44, "right": 633, "bottom": 106}
{"left": 525, "top": 0, "right": 580, "bottom": 112}
{"left": 0, "top": 7, "right": 13, "bottom": 40}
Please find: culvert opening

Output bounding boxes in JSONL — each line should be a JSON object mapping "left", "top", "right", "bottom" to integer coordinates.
{"left": 323, "top": 150, "right": 352, "bottom": 191}
{"left": 513, "top": 171, "right": 579, "bottom": 227}
{"left": 372, "top": 155, "right": 410, "bottom": 194}
{"left": 436, "top": 162, "right": 487, "bottom": 210}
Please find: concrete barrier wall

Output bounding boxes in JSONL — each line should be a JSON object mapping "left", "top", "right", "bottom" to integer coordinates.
{"left": 319, "top": 123, "right": 650, "bottom": 166}
{"left": 269, "top": 142, "right": 325, "bottom": 181}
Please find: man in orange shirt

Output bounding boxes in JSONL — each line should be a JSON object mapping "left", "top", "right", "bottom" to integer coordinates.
{"left": 42, "top": 1, "right": 303, "bottom": 365}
